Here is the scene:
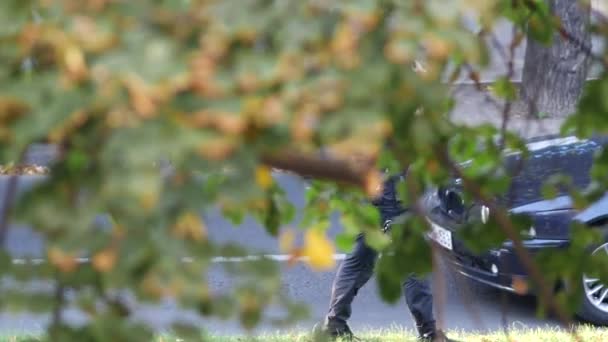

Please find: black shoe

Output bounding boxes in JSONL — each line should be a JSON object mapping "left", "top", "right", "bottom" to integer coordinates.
{"left": 312, "top": 320, "right": 358, "bottom": 341}
{"left": 418, "top": 329, "right": 459, "bottom": 342}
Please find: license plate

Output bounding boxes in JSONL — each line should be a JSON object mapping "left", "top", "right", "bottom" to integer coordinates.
{"left": 427, "top": 221, "right": 453, "bottom": 250}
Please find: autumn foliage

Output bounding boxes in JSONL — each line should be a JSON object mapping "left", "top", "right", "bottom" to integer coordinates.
{"left": 1, "top": 0, "right": 608, "bottom": 340}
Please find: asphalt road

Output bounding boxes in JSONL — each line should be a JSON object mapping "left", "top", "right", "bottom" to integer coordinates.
{"left": 0, "top": 167, "right": 564, "bottom": 337}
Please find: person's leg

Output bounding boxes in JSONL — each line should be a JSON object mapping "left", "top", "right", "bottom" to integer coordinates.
{"left": 324, "top": 233, "right": 378, "bottom": 331}
{"left": 403, "top": 274, "right": 436, "bottom": 338}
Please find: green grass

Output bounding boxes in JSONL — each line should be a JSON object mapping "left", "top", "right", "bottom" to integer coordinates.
{"left": 197, "top": 325, "right": 608, "bottom": 342}
{"left": 3, "top": 325, "right": 608, "bottom": 342}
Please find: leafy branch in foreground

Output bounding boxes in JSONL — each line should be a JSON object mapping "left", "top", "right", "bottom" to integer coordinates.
{"left": 0, "top": 0, "right": 608, "bottom": 340}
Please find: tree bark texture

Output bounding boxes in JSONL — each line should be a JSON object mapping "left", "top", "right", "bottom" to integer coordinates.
{"left": 521, "top": 0, "right": 591, "bottom": 118}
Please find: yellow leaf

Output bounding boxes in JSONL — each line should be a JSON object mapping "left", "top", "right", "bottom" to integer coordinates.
{"left": 197, "top": 138, "right": 237, "bottom": 160}
{"left": 141, "top": 274, "right": 163, "bottom": 299}
{"left": 364, "top": 169, "right": 384, "bottom": 198}
{"left": 191, "top": 54, "right": 216, "bottom": 80}
{"left": 92, "top": 248, "right": 117, "bottom": 273}
{"left": 213, "top": 114, "right": 246, "bottom": 135}
{"left": 290, "top": 105, "right": 320, "bottom": 142}
{"left": 64, "top": 45, "right": 88, "bottom": 80}
{"left": 167, "top": 278, "right": 185, "bottom": 297}
{"left": 200, "top": 284, "right": 211, "bottom": 301}
{"left": 373, "top": 120, "right": 393, "bottom": 137}
{"left": 422, "top": 33, "right": 452, "bottom": 60}
{"left": 512, "top": 276, "right": 529, "bottom": 295}
{"left": 238, "top": 72, "right": 260, "bottom": 93}
{"left": 173, "top": 212, "right": 207, "bottom": 242}
{"left": 384, "top": 39, "right": 414, "bottom": 65}
{"left": 0, "top": 97, "right": 29, "bottom": 122}
{"left": 111, "top": 223, "right": 126, "bottom": 239}
{"left": 201, "top": 33, "right": 229, "bottom": 59}
{"left": 190, "top": 109, "right": 245, "bottom": 134}
{"left": 347, "top": 10, "right": 380, "bottom": 32}
{"left": 279, "top": 229, "right": 296, "bottom": 253}
{"left": 240, "top": 292, "right": 259, "bottom": 312}
{"left": 318, "top": 91, "right": 343, "bottom": 112}
{"left": 139, "top": 190, "right": 159, "bottom": 210}
{"left": 275, "top": 53, "right": 303, "bottom": 81}
{"left": 48, "top": 247, "right": 78, "bottom": 273}
{"left": 260, "top": 96, "right": 285, "bottom": 126}
{"left": 255, "top": 165, "right": 273, "bottom": 190}
{"left": 302, "top": 229, "right": 335, "bottom": 270}
{"left": 124, "top": 74, "right": 157, "bottom": 118}
{"left": 332, "top": 23, "right": 357, "bottom": 54}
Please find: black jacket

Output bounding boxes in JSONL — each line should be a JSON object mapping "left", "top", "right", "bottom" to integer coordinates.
{"left": 371, "top": 170, "right": 408, "bottom": 223}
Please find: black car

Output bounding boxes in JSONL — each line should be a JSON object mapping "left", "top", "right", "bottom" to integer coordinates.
{"left": 421, "top": 134, "right": 608, "bottom": 325}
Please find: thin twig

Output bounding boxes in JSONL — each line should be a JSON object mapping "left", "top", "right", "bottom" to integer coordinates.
{"left": 460, "top": 63, "right": 504, "bottom": 109}
{"left": 498, "top": 22, "right": 526, "bottom": 148}
{"left": 405, "top": 172, "right": 448, "bottom": 333}
{"left": 444, "top": 27, "right": 525, "bottom": 330}
{"left": 50, "top": 280, "right": 65, "bottom": 340}
{"left": 386, "top": 141, "right": 449, "bottom": 332}
{"left": 488, "top": 31, "right": 510, "bottom": 66}
{"left": 461, "top": 63, "right": 486, "bottom": 92}
{"left": 500, "top": 234, "right": 515, "bottom": 341}
{"left": 431, "top": 240, "right": 446, "bottom": 331}
{"left": 558, "top": 25, "right": 606, "bottom": 68}
{"left": 497, "top": 24, "right": 520, "bottom": 151}
{"left": 388, "top": 141, "right": 487, "bottom": 333}
{"left": 437, "top": 248, "right": 489, "bottom": 332}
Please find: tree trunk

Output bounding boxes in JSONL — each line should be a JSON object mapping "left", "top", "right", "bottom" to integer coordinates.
{"left": 520, "top": 0, "right": 591, "bottom": 118}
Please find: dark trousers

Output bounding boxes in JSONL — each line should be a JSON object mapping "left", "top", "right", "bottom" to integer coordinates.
{"left": 325, "top": 233, "right": 436, "bottom": 334}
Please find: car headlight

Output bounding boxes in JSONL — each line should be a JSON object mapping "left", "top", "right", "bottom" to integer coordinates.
{"left": 480, "top": 205, "right": 490, "bottom": 224}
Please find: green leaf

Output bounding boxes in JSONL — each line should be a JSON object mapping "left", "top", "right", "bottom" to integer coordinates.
{"left": 240, "top": 305, "right": 262, "bottom": 330}
{"left": 0, "top": 250, "right": 11, "bottom": 272}
{"left": 335, "top": 233, "right": 356, "bottom": 253}
{"left": 491, "top": 77, "right": 517, "bottom": 101}
{"left": 541, "top": 182, "right": 559, "bottom": 200}
{"left": 66, "top": 149, "right": 89, "bottom": 172}
{"left": 375, "top": 258, "right": 403, "bottom": 304}
{"left": 222, "top": 206, "right": 246, "bottom": 225}
{"left": 527, "top": 13, "right": 556, "bottom": 45}
{"left": 562, "top": 78, "right": 608, "bottom": 137}
{"left": 340, "top": 214, "right": 361, "bottom": 236}
{"left": 264, "top": 194, "right": 281, "bottom": 236}
{"left": 364, "top": 229, "right": 391, "bottom": 252}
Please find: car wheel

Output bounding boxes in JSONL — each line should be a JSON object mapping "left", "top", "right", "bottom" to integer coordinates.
{"left": 577, "top": 242, "right": 608, "bottom": 325}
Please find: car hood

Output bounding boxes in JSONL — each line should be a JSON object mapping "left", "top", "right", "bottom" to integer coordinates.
{"left": 502, "top": 137, "right": 598, "bottom": 208}
{"left": 422, "top": 135, "right": 608, "bottom": 237}
{"left": 447, "top": 135, "right": 602, "bottom": 210}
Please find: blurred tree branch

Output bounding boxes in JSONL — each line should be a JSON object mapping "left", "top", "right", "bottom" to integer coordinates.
{"left": 261, "top": 149, "right": 375, "bottom": 189}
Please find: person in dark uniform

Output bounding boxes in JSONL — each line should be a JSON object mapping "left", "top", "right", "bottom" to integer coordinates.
{"left": 313, "top": 170, "right": 455, "bottom": 342}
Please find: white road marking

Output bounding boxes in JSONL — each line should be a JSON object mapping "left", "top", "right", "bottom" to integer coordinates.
{"left": 11, "top": 254, "right": 349, "bottom": 265}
